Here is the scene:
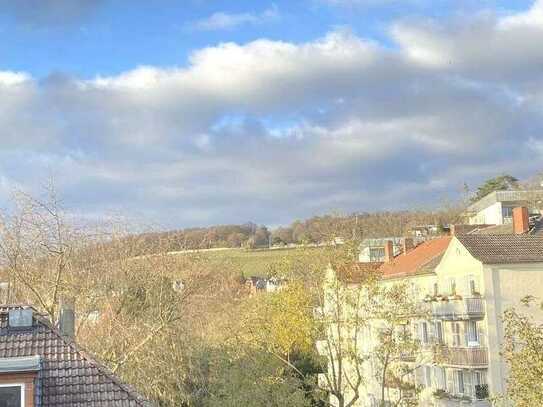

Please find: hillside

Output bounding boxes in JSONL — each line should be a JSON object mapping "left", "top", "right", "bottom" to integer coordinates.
{"left": 134, "top": 207, "right": 464, "bottom": 255}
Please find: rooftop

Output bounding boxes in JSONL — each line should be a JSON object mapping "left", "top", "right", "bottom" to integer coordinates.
{"left": 456, "top": 234, "right": 543, "bottom": 264}
{"left": 340, "top": 236, "right": 452, "bottom": 283}
{"left": 379, "top": 236, "right": 452, "bottom": 279}
{"left": 0, "top": 305, "right": 152, "bottom": 406}
{"left": 467, "top": 190, "right": 543, "bottom": 214}
{"left": 467, "top": 215, "right": 543, "bottom": 235}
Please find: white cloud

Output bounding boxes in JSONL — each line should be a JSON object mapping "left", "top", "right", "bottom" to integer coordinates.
{"left": 191, "top": 5, "right": 279, "bottom": 31}
{"left": 499, "top": 0, "right": 543, "bottom": 29}
{"left": 0, "top": 71, "right": 31, "bottom": 86}
{"left": 2, "top": 3, "right": 543, "bottom": 226}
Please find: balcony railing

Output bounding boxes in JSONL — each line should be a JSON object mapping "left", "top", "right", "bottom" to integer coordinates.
{"left": 434, "top": 346, "right": 488, "bottom": 367}
{"left": 429, "top": 297, "right": 485, "bottom": 320}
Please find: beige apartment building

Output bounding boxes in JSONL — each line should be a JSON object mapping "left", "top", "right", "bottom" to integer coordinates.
{"left": 318, "top": 207, "right": 543, "bottom": 407}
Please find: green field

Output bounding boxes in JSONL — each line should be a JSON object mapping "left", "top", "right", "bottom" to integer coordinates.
{"left": 196, "top": 246, "right": 325, "bottom": 277}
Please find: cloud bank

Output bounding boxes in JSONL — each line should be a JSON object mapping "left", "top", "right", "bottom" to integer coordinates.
{"left": 0, "top": 3, "right": 542, "bottom": 227}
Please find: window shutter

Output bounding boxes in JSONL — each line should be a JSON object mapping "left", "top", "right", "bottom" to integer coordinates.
{"left": 415, "top": 366, "right": 424, "bottom": 387}
{"left": 428, "top": 322, "right": 436, "bottom": 343}
{"left": 464, "top": 371, "right": 473, "bottom": 397}
{"left": 445, "top": 369, "right": 453, "bottom": 393}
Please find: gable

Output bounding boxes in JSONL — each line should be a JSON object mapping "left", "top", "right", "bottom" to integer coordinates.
{"left": 0, "top": 309, "right": 152, "bottom": 406}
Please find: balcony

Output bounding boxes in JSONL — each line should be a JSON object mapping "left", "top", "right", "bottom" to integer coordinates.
{"left": 434, "top": 346, "right": 488, "bottom": 367}
{"left": 429, "top": 297, "right": 485, "bottom": 320}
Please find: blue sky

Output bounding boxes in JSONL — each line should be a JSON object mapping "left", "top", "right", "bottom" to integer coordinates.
{"left": 0, "top": 0, "right": 542, "bottom": 228}
{"left": 0, "top": 0, "right": 532, "bottom": 77}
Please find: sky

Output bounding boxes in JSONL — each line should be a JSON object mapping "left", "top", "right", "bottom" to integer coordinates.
{"left": 0, "top": 0, "right": 541, "bottom": 228}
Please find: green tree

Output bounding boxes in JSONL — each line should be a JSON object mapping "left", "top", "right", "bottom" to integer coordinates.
{"left": 471, "top": 175, "right": 519, "bottom": 203}
{"left": 369, "top": 284, "right": 427, "bottom": 407}
{"left": 501, "top": 296, "right": 543, "bottom": 407}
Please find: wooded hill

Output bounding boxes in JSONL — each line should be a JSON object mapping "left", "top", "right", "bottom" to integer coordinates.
{"left": 134, "top": 207, "right": 463, "bottom": 255}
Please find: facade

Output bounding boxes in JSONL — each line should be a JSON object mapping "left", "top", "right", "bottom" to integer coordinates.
{"left": 318, "top": 207, "right": 543, "bottom": 407}
{"left": 0, "top": 305, "right": 152, "bottom": 406}
{"left": 359, "top": 237, "right": 403, "bottom": 262}
{"left": 466, "top": 190, "right": 543, "bottom": 225}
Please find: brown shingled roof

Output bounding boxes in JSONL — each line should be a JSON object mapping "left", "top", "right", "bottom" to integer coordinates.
{"left": 455, "top": 234, "right": 543, "bottom": 264}
{"left": 379, "top": 236, "right": 452, "bottom": 278}
{"left": 0, "top": 305, "right": 153, "bottom": 406}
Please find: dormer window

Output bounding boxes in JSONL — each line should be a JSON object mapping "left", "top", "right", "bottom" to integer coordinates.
{"left": 0, "top": 355, "right": 40, "bottom": 407}
{"left": 0, "top": 383, "right": 24, "bottom": 407}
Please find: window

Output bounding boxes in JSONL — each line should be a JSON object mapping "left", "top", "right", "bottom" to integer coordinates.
{"left": 455, "top": 370, "right": 465, "bottom": 394}
{"left": 474, "top": 372, "right": 489, "bottom": 399}
{"left": 448, "top": 278, "right": 456, "bottom": 295}
{"left": 410, "top": 283, "right": 420, "bottom": 299}
{"left": 424, "top": 366, "right": 432, "bottom": 387}
{"left": 421, "top": 322, "right": 429, "bottom": 344}
{"left": 433, "top": 282, "right": 439, "bottom": 296}
{"left": 452, "top": 322, "right": 461, "bottom": 346}
{"left": 369, "top": 247, "right": 385, "bottom": 262}
{"left": 502, "top": 206, "right": 514, "bottom": 220}
{"left": 464, "top": 371, "right": 473, "bottom": 397}
{"left": 467, "top": 274, "right": 479, "bottom": 295}
{"left": 467, "top": 321, "right": 479, "bottom": 345}
{"left": 0, "top": 384, "right": 24, "bottom": 407}
{"left": 434, "top": 367, "right": 446, "bottom": 390}
{"left": 434, "top": 321, "right": 443, "bottom": 344}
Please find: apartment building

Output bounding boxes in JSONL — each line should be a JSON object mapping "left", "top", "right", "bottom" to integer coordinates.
{"left": 466, "top": 190, "right": 543, "bottom": 225}
{"left": 318, "top": 207, "right": 543, "bottom": 407}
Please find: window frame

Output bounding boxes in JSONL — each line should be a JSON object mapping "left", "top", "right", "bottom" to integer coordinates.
{"left": 0, "top": 382, "right": 25, "bottom": 407}
{"left": 452, "top": 322, "right": 461, "bottom": 346}
{"left": 434, "top": 320, "right": 443, "bottom": 344}
{"left": 467, "top": 320, "right": 479, "bottom": 346}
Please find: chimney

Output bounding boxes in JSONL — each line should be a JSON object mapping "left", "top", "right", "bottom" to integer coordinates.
{"left": 384, "top": 240, "right": 394, "bottom": 263}
{"left": 59, "top": 298, "right": 75, "bottom": 339}
{"left": 513, "top": 207, "right": 529, "bottom": 234}
{"left": 403, "top": 238, "right": 414, "bottom": 255}
{"left": 450, "top": 224, "right": 457, "bottom": 236}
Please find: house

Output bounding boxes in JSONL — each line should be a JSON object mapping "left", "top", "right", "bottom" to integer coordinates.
{"left": 318, "top": 207, "right": 543, "bottom": 406}
{"left": 245, "top": 276, "right": 286, "bottom": 294}
{"left": 465, "top": 190, "right": 543, "bottom": 225}
{"left": 410, "top": 224, "right": 448, "bottom": 237}
{"left": 358, "top": 237, "right": 404, "bottom": 262}
{"left": 0, "top": 304, "right": 153, "bottom": 406}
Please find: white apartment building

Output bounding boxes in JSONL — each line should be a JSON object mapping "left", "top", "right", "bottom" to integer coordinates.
{"left": 466, "top": 190, "right": 543, "bottom": 225}
{"left": 318, "top": 207, "right": 543, "bottom": 407}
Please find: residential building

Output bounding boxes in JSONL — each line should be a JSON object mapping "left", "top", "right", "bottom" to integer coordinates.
{"left": 359, "top": 237, "right": 403, "bottom": 262}
{"left": 359, "top": 237, "right": 429, "bottom": 263}
{"left": 245, "top": 276, "right": 286, "bottom": 294}
{"left": 466, "top": 190, "right": 543, "bottom": 225}
{"left": 0, "top": 304, "right": 153, "bottom": 406}
{"left": 318, "top": 207, "right": 543, "bottom": 406}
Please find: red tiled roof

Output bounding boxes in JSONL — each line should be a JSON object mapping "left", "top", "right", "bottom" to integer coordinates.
{"left": 0, "top": 305, "right": 153, "bottom": 406}
{"left": 378, "top": 236, "right": 452, "bottom": 278}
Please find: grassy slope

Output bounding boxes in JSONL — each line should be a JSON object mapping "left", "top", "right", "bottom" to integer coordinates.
{"left": 198, "top": 246, "right": 324, "bottom": 277}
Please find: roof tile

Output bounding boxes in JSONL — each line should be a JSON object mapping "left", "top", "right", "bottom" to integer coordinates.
{"left": 0, "top": 306, "right": 153, "bottom": 406}
{"left": 455, "top": 234, "right": 543, "bottom": 264}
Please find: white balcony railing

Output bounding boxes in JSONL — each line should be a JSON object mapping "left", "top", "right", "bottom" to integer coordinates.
{"left": 434, "top": 346, "right": 488, "bottom": 367}
{"left": 428, "top": 297, "right": 485, "bottom": 320}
